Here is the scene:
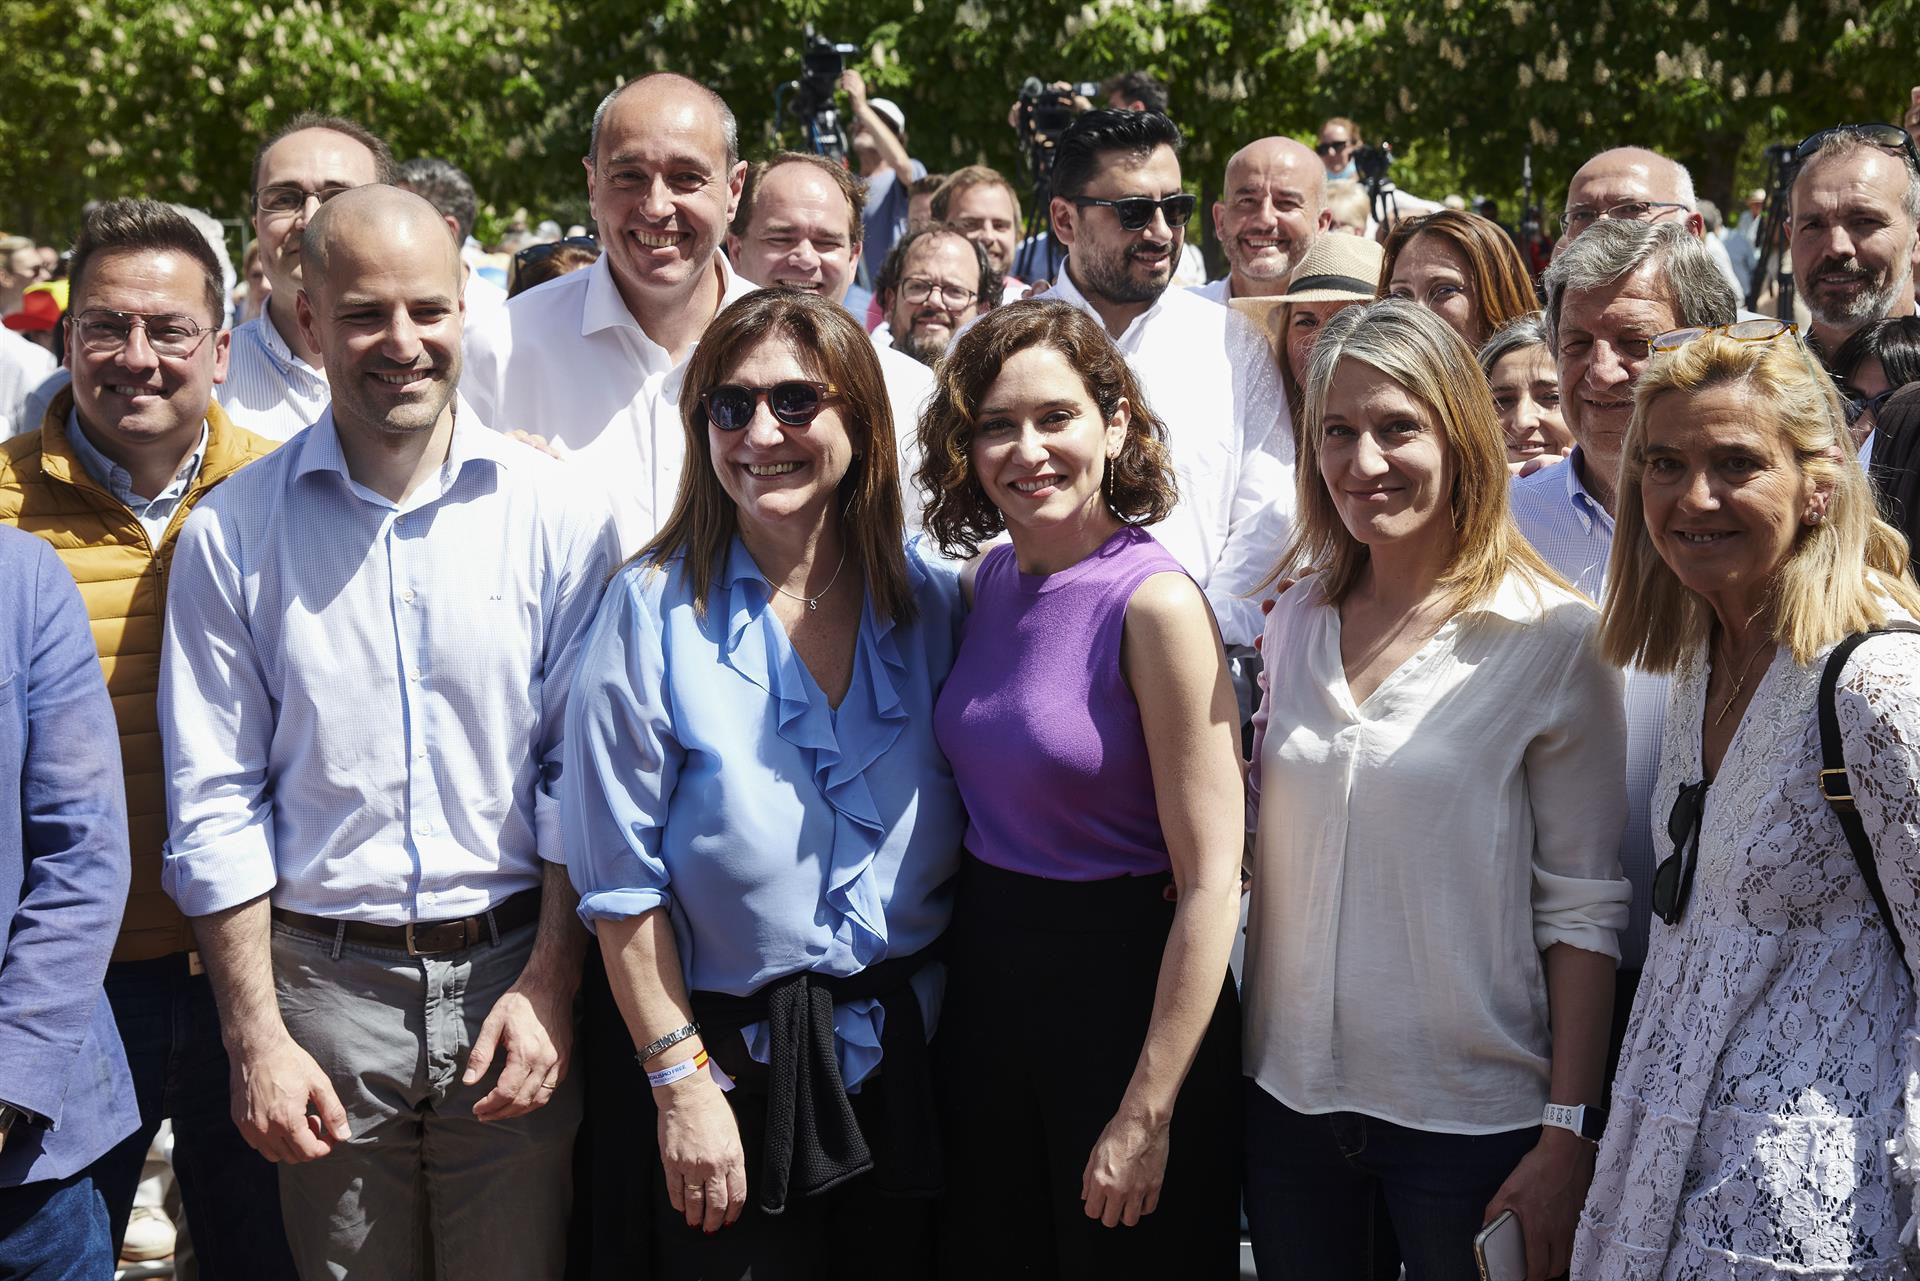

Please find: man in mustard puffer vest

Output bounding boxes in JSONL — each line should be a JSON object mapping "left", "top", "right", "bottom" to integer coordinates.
{"left": 0, "top": 199, "right": 292, "bottom": 1278}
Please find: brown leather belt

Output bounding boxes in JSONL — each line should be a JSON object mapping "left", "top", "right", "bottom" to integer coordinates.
{"left": 271, "top": 888, "right": 541, "bottom": 957}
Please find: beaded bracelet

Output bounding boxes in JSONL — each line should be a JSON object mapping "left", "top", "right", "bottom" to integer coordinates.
{"left": 636, "top": 1021, "right": 699, "bottom": 1062}
{"left": 645, "top": 1049, "right": 710, "bottom": 1089}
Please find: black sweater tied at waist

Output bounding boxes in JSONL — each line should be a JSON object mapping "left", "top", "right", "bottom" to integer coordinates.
{"left": 690, "top": 941, "right": 943, "bottom": 1215}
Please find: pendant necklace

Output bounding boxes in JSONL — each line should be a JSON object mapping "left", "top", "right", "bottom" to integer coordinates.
{"left": 766, "top": 546, "right": 847, "bottom": 612}
{"left": 1711, "top": 635, "right": 1772, "bottom": 726}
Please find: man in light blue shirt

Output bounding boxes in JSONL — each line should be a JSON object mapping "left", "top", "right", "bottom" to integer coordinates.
{"left": 160, "top": 186, "right": 620, "bottom": 1279}
{"left": 1511, "top": 219, "right": 1736, "bottom": 1066}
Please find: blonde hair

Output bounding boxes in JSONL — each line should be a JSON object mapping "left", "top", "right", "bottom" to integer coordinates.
{"left": 1266, "top": 298, "right": 1569, "bottom": 610}
{"left": 1598, "top": 331, "right": 1920, "bottom": 670}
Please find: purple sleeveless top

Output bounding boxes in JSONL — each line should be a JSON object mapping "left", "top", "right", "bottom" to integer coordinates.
{"left": 934, "top": 526, "right": 1189, "bottom": 881}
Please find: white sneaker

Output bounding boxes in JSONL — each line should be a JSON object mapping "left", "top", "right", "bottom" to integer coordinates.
{"left": 120, "top": 1205, "right": 177, "bottom": 1263}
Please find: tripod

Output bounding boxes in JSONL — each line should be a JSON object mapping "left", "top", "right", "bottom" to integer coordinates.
{"left": 1015, "top": 139, "right": 1064, "bottom": 283}
{"left": 1746, "top": 143, "right": 1796, "bottom": 321}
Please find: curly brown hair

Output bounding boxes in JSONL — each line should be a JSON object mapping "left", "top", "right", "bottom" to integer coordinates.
{"left": 915, "top": 300, "right": 1177, "bottom": 559}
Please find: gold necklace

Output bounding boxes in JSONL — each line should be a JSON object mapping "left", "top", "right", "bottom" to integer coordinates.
{"left": 1711, "top": 636, "right": 1773, "bottom": 726}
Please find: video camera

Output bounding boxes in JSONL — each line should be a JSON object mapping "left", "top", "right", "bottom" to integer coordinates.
{"left": 782, "top": 32, "right": 861, "bottom": 163}
{"left": 1353, "top": 143, "right": 1393, "bottom": 184}
{"left": 1015, "top": 77, "right": 1099, "bottom": 150}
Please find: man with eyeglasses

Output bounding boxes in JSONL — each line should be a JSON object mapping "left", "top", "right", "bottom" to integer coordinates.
{"left": 725, "top": 150, "right": 940, "bottom": 528}
{"left": 1555, "top": 147, "right": 1745, "bottom": 295}
{"left": 1511, "top": 219, "right": 1740, "bottom": 1079}
{"left": 875, "top": 224, "right": 997, "bottom": 365}
{"left": 1789, "top": 124, "right": 1920, "bottom": 359}
{"left": 1045, "top": 108, "right": 1293, "bottom": 654}
{"left": 0, "top": 198, "right": 287, "bottom": 1276}
{"left": 219, "top": 113, "right": 395, "bottom": 440}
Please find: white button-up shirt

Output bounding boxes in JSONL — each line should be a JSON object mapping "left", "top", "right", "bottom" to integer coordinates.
{"left": 1246, "top": 570, "right": 1630, "bottom": 1133}
{"left": 1047, "top": 266, "right": 1296, "bottom": 646}
{"left": 0, "top": 328, "right": 55, "bottom": 440}
{"left": 1510, "top": 449, "right": 1666, "bottom": 970}
{"left": 461, "top": 254, "right": 759, "bottom": 551}
{"left": 159, "top": 408, "right": 621, "bottom": 925}
{"left": 216, "top": 313, "right": 329, "bottom": 441}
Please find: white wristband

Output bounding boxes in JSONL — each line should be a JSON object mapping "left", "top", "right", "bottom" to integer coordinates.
{"left": 646, "top": 1049, "right": 709, "bottom": 1089}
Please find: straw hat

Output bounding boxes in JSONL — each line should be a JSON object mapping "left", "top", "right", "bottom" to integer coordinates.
{"left": 1273, "top": 234, "right": 1385, "bottom": 304}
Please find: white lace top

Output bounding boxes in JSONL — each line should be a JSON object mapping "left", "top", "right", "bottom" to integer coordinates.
{"left": 1573, "top": 629, "right": 1920, "bottom": 1279}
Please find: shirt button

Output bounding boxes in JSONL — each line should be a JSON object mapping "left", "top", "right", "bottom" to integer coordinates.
{"left": 416, "top": 822, "right": 434, "bottom": 837}
{"left": 401, "top": 588, "right": 417, "bottom": 604}
{"left": 408, "top": 667, "right": 422, "bottom": 682}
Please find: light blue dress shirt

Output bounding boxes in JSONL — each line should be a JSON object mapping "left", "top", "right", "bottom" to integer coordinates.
{"left": 65, "top": 406, "right": 207, "bottom": 546}
{"left": 1510, "top": 449, "right": 1664, "bottom": 968}
{"left": 563, "top": 537, "right": 965, "bottom": 1086}
{"left": 160, "top": 408, "right": 621, "bottom": 924}
{"left": 215, "top": 314, "right": 329, "bottom": 441}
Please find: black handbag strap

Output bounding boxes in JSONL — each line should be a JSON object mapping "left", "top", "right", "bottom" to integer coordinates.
{"left": 1817, "top": 625, "right": 1920, "bottom": 972}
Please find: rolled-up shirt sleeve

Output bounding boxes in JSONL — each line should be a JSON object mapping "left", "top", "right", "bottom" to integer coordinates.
{"left": 1527, "top": 625, "right": 1632, "bottom": 958}
{"left": 533, "top": 500, "right": 622, "bottom": 868}
{"left": 159, "top": 505, "right": 279, "bottom": 917}
{"left": 562, "top": 567, "right": 682, "bottom": 927}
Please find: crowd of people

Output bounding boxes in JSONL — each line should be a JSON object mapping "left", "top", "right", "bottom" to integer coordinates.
{"left": 2, "top": 60, "right": 1920, "bottom": 1281}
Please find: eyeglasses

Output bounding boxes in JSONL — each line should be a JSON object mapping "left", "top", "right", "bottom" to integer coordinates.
{"left": 897, "top": 277, "right": 978, "bottom": 309}
{"left": 254, "top": 183, "right": 356, "bottom": 218}
{"left": 1794, "top": 123, "right": 1920, "bottom": 173}
{"left": 1071, "top": 193, "right": 1197, "bottom": 232}
{"left": 1315, "top": 140, "right": 1353, "bottom": 156}
{"left": 1555, "top": 200, "right": 1690, "bottom": 237}
{"left": 68, "top": 308, "right": 216, "bottom": 358}
{"left": 699, "top": 380, "right": 842, "bottom": 431}
{"left": 1653, "top": 780, "right": 1707, "bottom": 925}
{"left": 1843, "top": 386, "right": 1896, "bottom": 428}
{"left": 1651, "top": 317, "right": 1798, "bottom": 353}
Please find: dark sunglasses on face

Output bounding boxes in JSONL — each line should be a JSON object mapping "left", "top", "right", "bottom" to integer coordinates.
{"left": 1653, "top": 780, "right": 1707, "bottom": 926}
{"left": 1842, "top": 386, "right": 1896, "bottom": 427}
{"left": 699, "top": 380, "right": 842, "bottom": 431}
{"left": 1794, "top": 123, "right": 1920, "bottom": 172}
{"left": 1071, "top": 193, "right": 1198, "bottom": 232}
{"left": 1315, "top": 140, "right": 1352, "bottom": 156}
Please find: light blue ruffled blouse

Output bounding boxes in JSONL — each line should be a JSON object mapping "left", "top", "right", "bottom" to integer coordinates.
{"left": 563, "top": 536, "right": 965, "bottom": 1087}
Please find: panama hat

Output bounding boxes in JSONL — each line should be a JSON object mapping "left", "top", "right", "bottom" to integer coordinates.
{"left": 1272, "top": 234, "right": 1385, "bottom": 304}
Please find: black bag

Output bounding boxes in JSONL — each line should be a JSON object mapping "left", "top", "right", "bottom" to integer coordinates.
{"left": 1816, "top": 626, "right": 1920, "bottom": 971}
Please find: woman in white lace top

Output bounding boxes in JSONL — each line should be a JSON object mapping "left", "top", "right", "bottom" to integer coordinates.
{"left": 1576, "top": 321, "right": 1920, "bottom": 1278}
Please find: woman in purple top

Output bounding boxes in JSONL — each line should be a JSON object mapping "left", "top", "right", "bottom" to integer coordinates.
{"left": 917, "top": 300, "right": 1245, "bottom": 1278}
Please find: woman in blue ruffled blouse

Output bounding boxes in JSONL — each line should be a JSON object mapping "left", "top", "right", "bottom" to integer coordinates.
{"left": 562, "top": 291, "right": 964, "bottom": 1279}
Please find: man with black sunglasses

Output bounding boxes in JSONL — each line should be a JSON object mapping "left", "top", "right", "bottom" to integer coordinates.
{"left": 1789, "top": 124, "right": 1919, "bottom": 358}
{"left": 1044, "top": 109, "right": 1294, "bottom": 654}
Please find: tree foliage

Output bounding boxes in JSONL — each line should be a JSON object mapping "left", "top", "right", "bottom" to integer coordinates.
{"left": 2, "top": 0, "right": 1914, "bottom": 253}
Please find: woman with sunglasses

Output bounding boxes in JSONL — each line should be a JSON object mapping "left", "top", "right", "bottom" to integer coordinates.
{"left": 918, "top": 300, "right": 1244, "bottom": 1278}
{"left": 1245, "top": 300, "right": 1629, "bottom": 1281}
{"left": 1575, "top": 322, "right": 1920, "bottom": 1277}
{"left": 562, "top": 290, "right": 965, "bottom": 1278}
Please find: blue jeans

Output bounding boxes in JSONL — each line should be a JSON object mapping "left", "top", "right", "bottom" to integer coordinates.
{"left": 1244, "top": 1080, "right": 1539, "bottom": 1281}
{"left": 94, "top": 954, "right": 297, "bottom": 1279}
{"left": 0, "top": 1171, "right": 113, "bottom": 1280}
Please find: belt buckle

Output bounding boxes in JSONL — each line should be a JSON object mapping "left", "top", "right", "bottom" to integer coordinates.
{"left": 404, "top": 920, "right": 467, "bottom": 957}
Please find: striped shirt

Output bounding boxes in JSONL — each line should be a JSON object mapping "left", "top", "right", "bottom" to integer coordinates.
{"left": 215, "top": 313, "right": 327, "bottom": 441}
{"left": 1509, "top": 450, "right": 1664, "bottom": 969}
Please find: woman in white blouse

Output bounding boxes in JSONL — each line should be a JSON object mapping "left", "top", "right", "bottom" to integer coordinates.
{"left": 1245, "top": 299, "right": 1631, "bottom": 1281}
{"left": 1575, "top": 324, "right": 1920, "bottom": 1276}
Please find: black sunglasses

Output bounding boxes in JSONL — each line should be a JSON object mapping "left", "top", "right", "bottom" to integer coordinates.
{"left": 514, "top": 235, "right": 599, "bottom": 264}
{"left": 1842, "top": 386, "right": 1896, "bottom": 427}
{"left": 1315, "top": 140, "right": 1353, "bottom": 156}
{"left": 1071, "top": 193, "right": 1197, "bottom": 232}
{"left": 1653, "top": 780, "right": 1707, "bottom": 926}
{"left": 699, "top": 380, "right": 841, "bottom": 431}
{"left": 1794, "top": 123, "right": 1920, "bottom": 172}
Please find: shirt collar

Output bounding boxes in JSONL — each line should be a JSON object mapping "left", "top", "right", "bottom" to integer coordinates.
{"left": 1047, "top": 262, "right": 1168, "bottom": 350}
{"left": 255, "top": 310, "right": 323, "bottom": 378}
{"left": 580, "top": 252, "right": 753, "bottom": 342}
{"left": 1557, "top": 446, "right": 1613, "bottom": 535}
{"left": 65, "top": 403, "right": 207, "bottom": 504}
{"left": 1461, "top": 571, "right": 1562, "bottom": 626}
{"left": 291, "top": 394, "right": 508, "bottom": 504}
